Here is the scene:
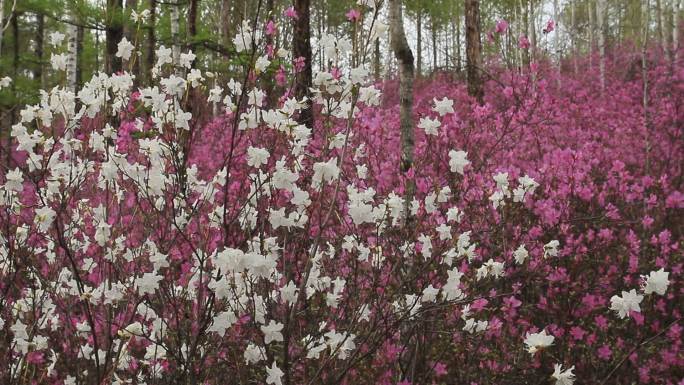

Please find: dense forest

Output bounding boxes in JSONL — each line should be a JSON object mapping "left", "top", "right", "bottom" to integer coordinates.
{"left": 1, "top": 0, "right": 681, "bottom": 112}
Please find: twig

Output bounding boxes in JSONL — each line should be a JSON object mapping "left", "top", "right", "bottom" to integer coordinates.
{"left": 600, "top": 318, "right": 680, "bottom": 385}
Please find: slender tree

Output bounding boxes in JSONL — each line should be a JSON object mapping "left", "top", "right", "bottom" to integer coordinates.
{"left": 465, "top": 0, "right": 483, "bottom": 101}
{"left": 432, "top": 15, "right": 438, "bottom": 70}
{"left": 674, "top": 0, "right": 680, "bottom": 62}
{"left": 146, "top": 0, "right": 156, "bottom": 82}
{"left": 597, "top": 0, "right": 606, "bottom": 92}
{"left": 170, "top": 0, "right": 180, "bottom": 67}
{"left": 34, "top": 12, "right": 45, "bottom": 88}
{"left": 389, "top": 0, "right": 415, "bottom": 220}
{"left": 106, "top": 0, "right": 124, "bottom": 74}
{"left": 67, "top": 12, "right": 79, "bottom": 91}
{"left": 221, "top": 0, "right": 232, "bottom": 49}
{"left": 571, "top": 0, "right": 577, "bottom": 74}
{"left": 416, "top": 8, "right": 423, "bottom": 75}
{"left": 0, "top": 0, "right": 4, "bottom": 57}
{"left": 589, "top": 0, "right": 594, "bottom": 69}
{"left": 189, "top": 0, "right": 198, "bottom": 49}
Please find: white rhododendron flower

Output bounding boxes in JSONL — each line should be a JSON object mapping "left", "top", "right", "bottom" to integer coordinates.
{"left": 247, "top": 146, "right": 270, "bottom": 168}
{"left": 0, "top": 76, "right": 11, "bottom": 88}
{"left": 513, "top": 244, "right": 528, "bottom": 264}
{"left": 610, "top": 289, "right": 644, "bottom": 319}
{"left": 432, "top": 97, "right": 454, "bottom": 116}
{"left": 642, "top": 268, "right": 670, "bottom": 295}
{"left": 265, "top": 361, "right": 284, "bottom": 385}
{"left": 524, "top": 329, "right": 555, "bottom": 354}
{"left": 552, "top": 364, "right": 576, "bottom": 385}
{"left": 418, "top": 116, "right": 441, "bottom": 136}
{"left": 116, "top": 38, "right": 135, "bottom": 60}
{"left": 448, "top": 150, "right": 470, "bottom": 175}
{"left": 261, "top": 320, "right": 284, "bottom": 344}
{"left": 543, "top": 240, "right": 560, "bottom": 258}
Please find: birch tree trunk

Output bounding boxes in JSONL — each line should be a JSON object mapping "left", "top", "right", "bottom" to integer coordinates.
{"left": 515, "top": 0, "right": 522, "bottom": 71}
{"left": 528, "top": 0, "right": 536, "bottom": 60}
{"left": 416, "top": 10, "right": 422, "bottom": 76}
{"left": 571, "top": 0, "right": 578, "bottom": 74}
{"left": 465, "top": 0, "right": 483, "bottom": 102}
{"left": 0, "top": 0, "right": 5, "bottom": 56}
{"left": 455, "top": 8, "right": 461, "bottom": 71}
{"left": 589, "top": 0, "right": 594, "bottom": 69}
{"left": 67, "top": 14, "right": 79, "bottom": 91}
{"left": 389, "top": 0, "right": 415, "bottom": 218}
{"left": 170, "top": 1, "right": 181, "bottom": 67}
{"left": 597, "top": 0, "right": 606, "bottom": 92}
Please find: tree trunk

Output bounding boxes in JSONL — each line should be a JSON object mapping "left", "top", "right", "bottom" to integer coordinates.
{"left": 643, "top": 0, "right": 651, "bottom": 173}
{"left": 674, "top": 0, "right": 680, "bottom": 62}
{"left": 589, "top": 0, "right": 594, "bottom": 69}
{"left": 77, "top": 24, "right": 84, "bottom": 87}
{"left": 657, "top": 0, "right": 664, "bottom": 47}
{"left": 67, "top": 14, "right": 79, "bottom": 91}
{"left": 293, "top": 0, "right": 313, "bottom": 128}
{"left": 146, "top": 0, "right": 156, "bottom": 82}
{"left": 465, "top": 0, "right": 483, "bottom": 102}
{"left": 571, "top": 0, "right": 578, "bottom": 74}
{"left": 456, "top": 7, "right": 461, "bottom": 71}
{"left": 35, "top": 12, "right": 45, "bottom": 88}
{"left": 0, "top": 0, "right": 5, "bottom": 56}
{"left": 106, "top": 0, "right": 124, "bottom": 74}
{"left": 189, "top": 0, "right": 198, "bottom": 49}
{"left": 417, "top": 9, "right": 422, "bottom": 76}
{"left": 388, "top": 0, "right": 415, "bottom": 212}
{"left": 597, "top": 0, "right": 606, "bottom": 92}
{"left": 528, "top": 0, "right": 537, "bottom": 59}
{"left": 432, "top": 16, "right": 438, "bottom": 71}
{"left": 221, "top": 0, "right": 232, "bottom": 49}
{"left": 554, "top": 0, "right": 561, "bottom": 88}
{"left": 374, "top": 38, "right": 381, "bottom": 79}
{"left": 170, "top": 1, "right": 181, "bottom": 67}
{"left": 125, "top": 0, "right": 140, "bottom": 77}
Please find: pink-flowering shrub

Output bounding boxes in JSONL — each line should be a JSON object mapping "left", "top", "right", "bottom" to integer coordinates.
{"left": 0, "top": 7, "right": 682, "bottom": 385}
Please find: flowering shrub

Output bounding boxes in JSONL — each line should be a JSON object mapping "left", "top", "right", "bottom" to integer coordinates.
{"left": 0, "top": 5, "right": 682, "bottom": 385}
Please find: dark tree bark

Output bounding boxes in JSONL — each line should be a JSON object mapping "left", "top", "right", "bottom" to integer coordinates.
{"left": 432, "top": 16, "right": 437, "bottom": 71}
{"left": 293, "top": 0, "right": 313, "bottom": 128}
{"left": 106, "top": 0, "right": 124, "bottom": 74}
{"left": 374, "top": 37, "right": 381, "bottom": 79}
{"left": 35, "top": 12, "right": 45, "bottom": 88}
{"left": 220, "top": 0, "right": 232, "bottom": 50}
{"left": 465, "top": 0, "right": 483, "bottom": 102}
{"left": 189, "top": 0, "right": 198, "bottom": 48}
{"left": 77, "top": 24, "right": 84, "bottom": 87}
